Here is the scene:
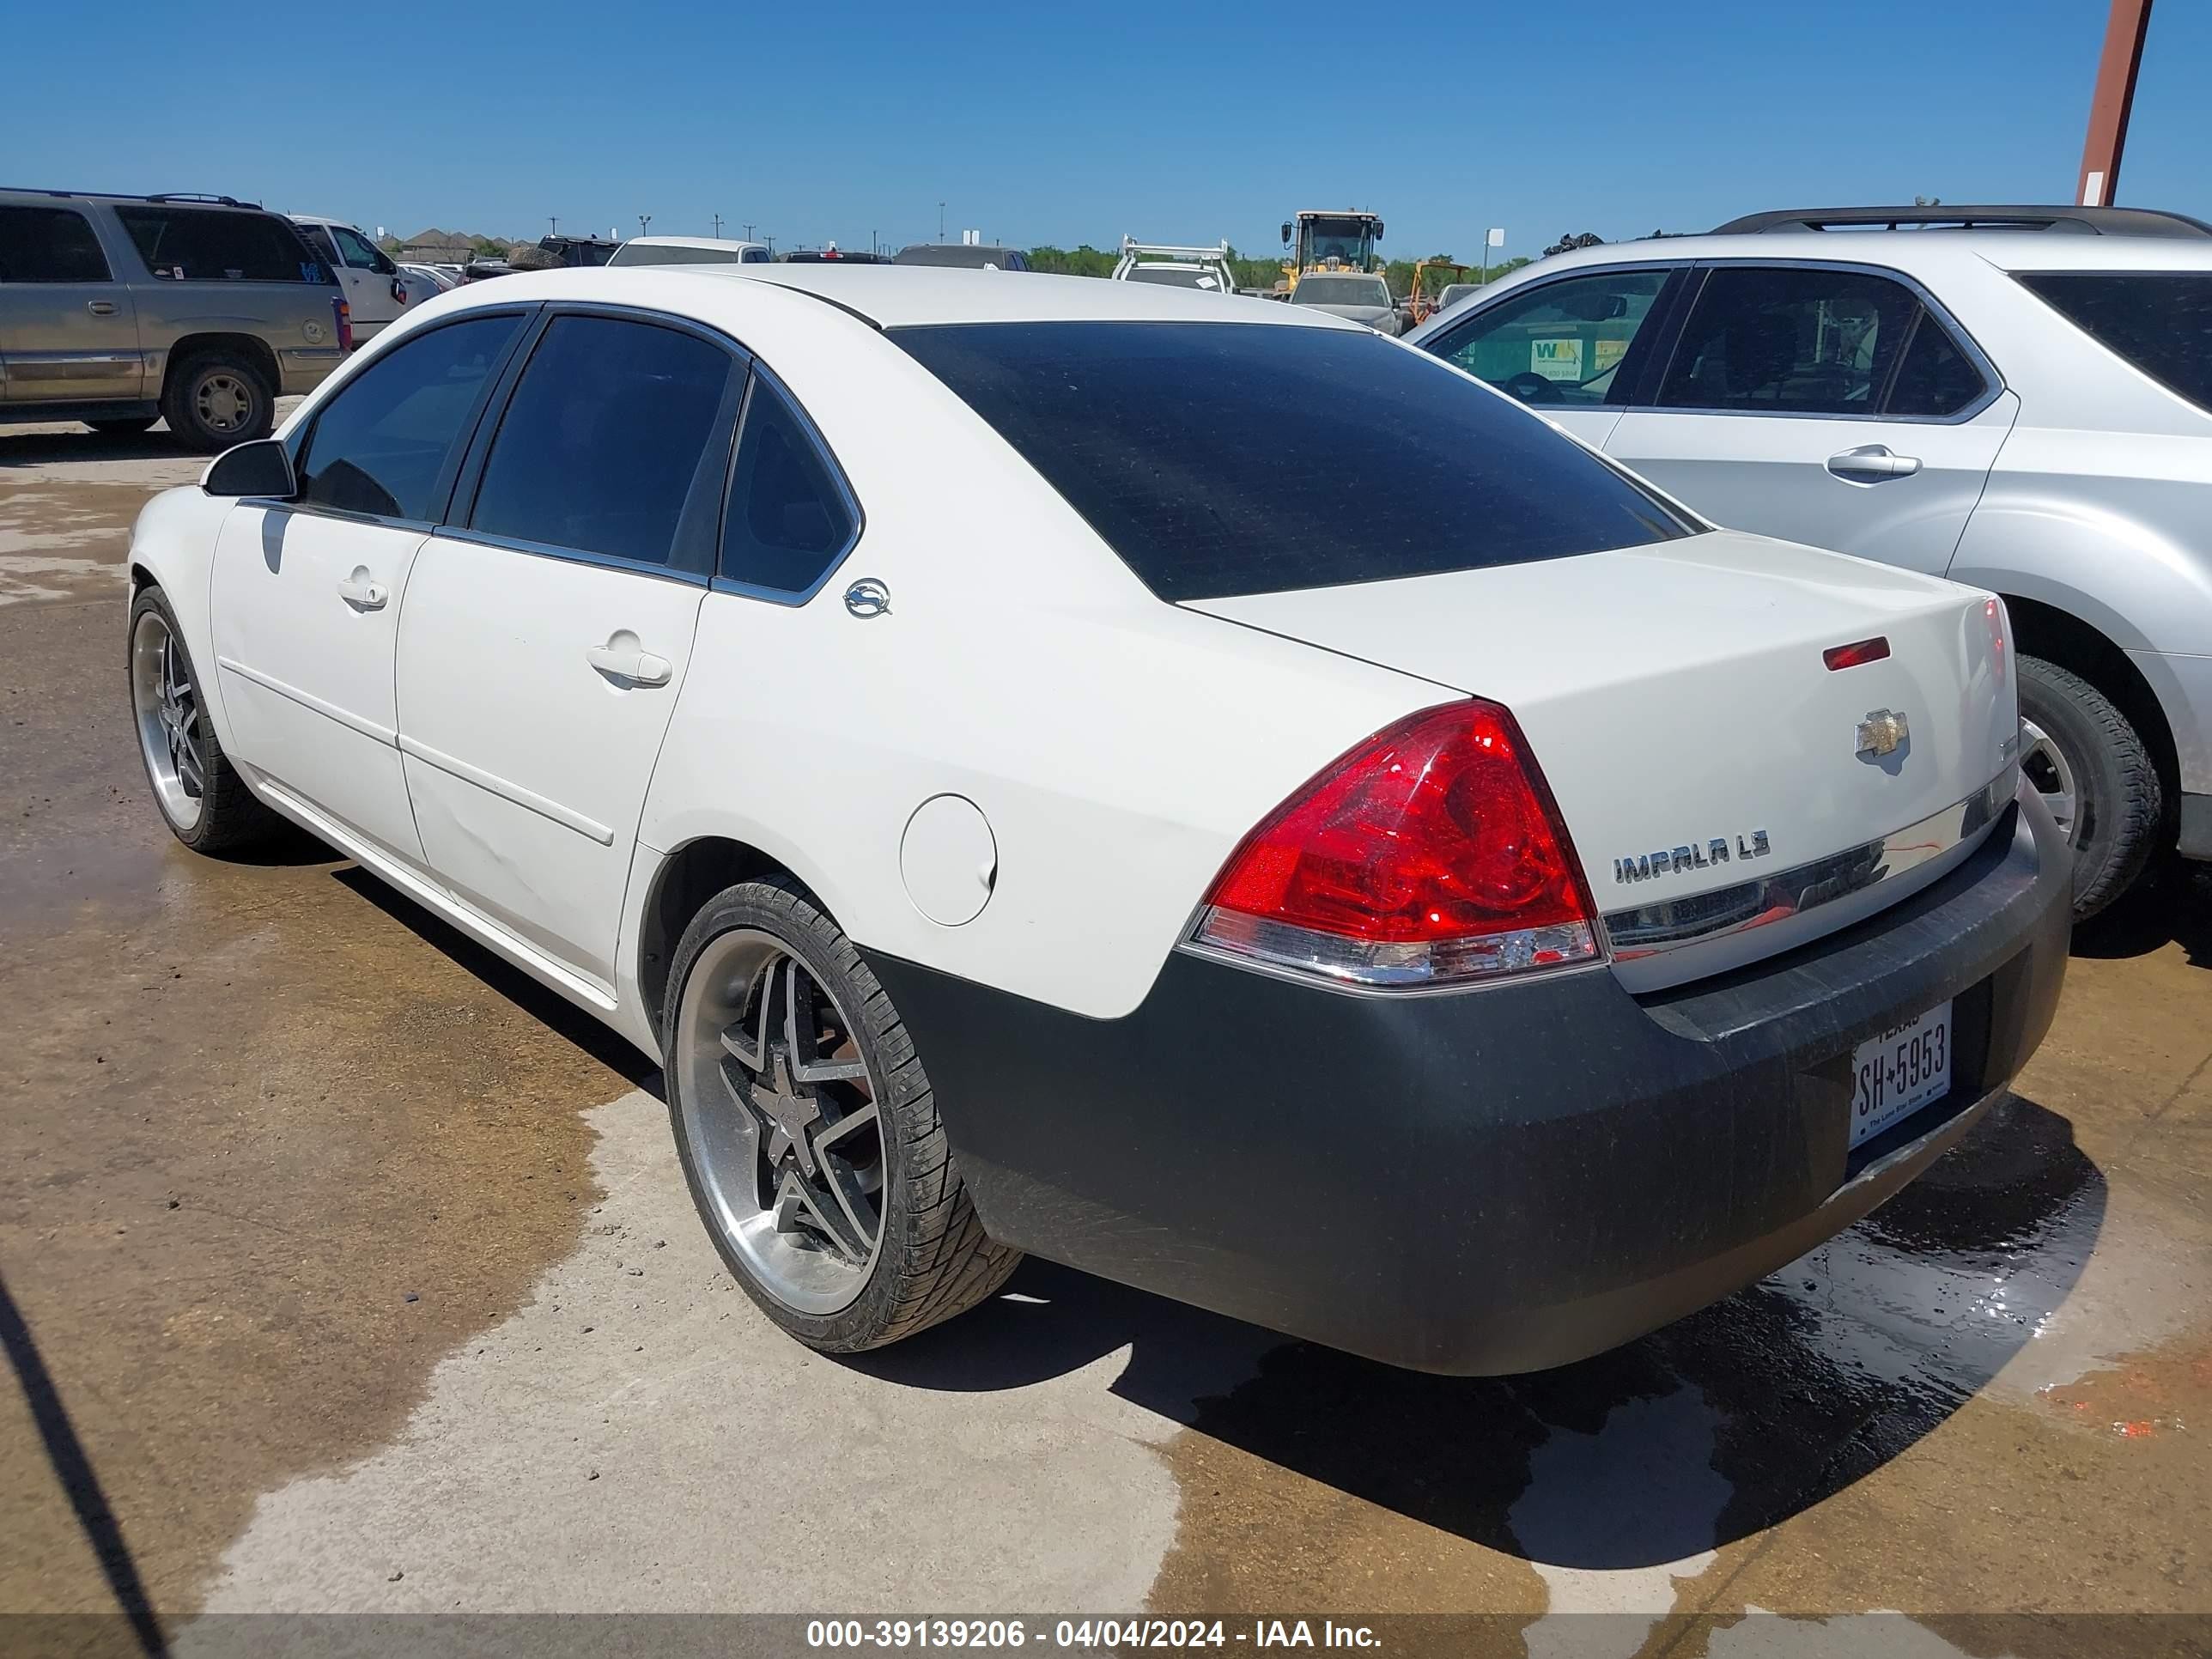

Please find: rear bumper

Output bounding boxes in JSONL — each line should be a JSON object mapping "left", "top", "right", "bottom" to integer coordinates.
{"left": 868, "top": 784, "right": 2071, "bottom": 1375}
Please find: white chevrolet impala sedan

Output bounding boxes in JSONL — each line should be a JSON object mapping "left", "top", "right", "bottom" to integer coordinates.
{"left": 125, "top": 264, "right": 2069, "bottom": 1372}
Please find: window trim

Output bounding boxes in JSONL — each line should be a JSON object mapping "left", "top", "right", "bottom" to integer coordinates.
{"left": 1421, "top": 261, "right": 1691, "bottom": 410}
{"left": 708, "top": 363, "right": 867, "bottom": 609}
{"left": 448, "top": 301, "right": 755, "bottom": 585}
{"left": 1644, "top": 259, "right": 2003, "bottom": 426}
{"left": 274, "top": 307, "right": 541, "bottom": 532}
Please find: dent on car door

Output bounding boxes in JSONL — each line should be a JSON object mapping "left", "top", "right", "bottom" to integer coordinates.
{"left": 1421, "top": 266, "right": 1683, "bottom": 450}
{"left": 209, "top": 310, "right": 528, "bottom": 866}
{"left": 393, "top": 311, "right": 744, "bottom": 993}
{"left": 1602, "top": 264, "right": 2017, "bottom": 574}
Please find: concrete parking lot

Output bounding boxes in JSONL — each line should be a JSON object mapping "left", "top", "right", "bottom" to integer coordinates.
{"left": 3, "top": 419, "right": 2209, "bottom": 1654}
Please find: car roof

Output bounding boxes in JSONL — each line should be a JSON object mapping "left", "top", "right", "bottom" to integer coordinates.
{"left": 626, "top": 234, "right": 765, "bottom": 250}
{"left": 1481, "top": 228, "right": 2212, "bottom": 282}
{"left": 289, "top": 213, "right": 353, "bottom": 228}
{"left": 404, "top": 263, "right": 1358, "bottom": 332}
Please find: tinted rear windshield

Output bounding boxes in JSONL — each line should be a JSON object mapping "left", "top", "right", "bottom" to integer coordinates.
{"left": 890, "top": 320, "right": 1689, "bottom": 601}
{"left": 114, "top": 205, "right": 331, "bottom": 283}
{"left": 2016, "top": 271, "right": 2212, "bottom": 414}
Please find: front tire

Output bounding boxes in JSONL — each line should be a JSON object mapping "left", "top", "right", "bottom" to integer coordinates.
{"left": 663, "top": 875, "right": 1019, "bottom": 1352}
{"left": 161, "top": 353, "right": 273, "bottom": 452}
{"left": 2017, "top": 654, "right": 2162, "bottom": 921}
{"left": 128, "top": 586, "right": 279, "bottom": 854}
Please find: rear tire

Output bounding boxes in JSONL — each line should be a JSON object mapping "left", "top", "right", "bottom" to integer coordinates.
{"left": 2017, "top": 654, "right": 2161, "bottom": 921}
{"left": 161, "top": 353, "right": 273, "bottom": 452}
{"left": 127, "top": 586, "right": 280, "bottom": 854}
{"left": 663, "top": 875, "right": 1020, "bottom": 1353}
{"left": 87, "top": 416, "right": 157, "bottom": 435}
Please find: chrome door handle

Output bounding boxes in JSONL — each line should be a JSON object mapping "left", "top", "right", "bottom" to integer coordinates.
{"left": 337, "top": 572, "right": 388, "bottom": 610}
{"left": 1826, "top": 444, "right": 1923, "bottom": 482}
{"left": 86, "top": 300, "right": 119, "bottom": 316}
{"left": 586, "top": 642, "right": 672, "bottom": 687}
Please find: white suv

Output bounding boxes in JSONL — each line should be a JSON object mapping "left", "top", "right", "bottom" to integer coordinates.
{"left": 1407, "top": 204, "right": 2212, "bottom": 917}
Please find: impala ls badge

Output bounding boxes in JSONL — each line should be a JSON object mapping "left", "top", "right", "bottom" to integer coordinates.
{"left": 1613, "top": 830, "right": 1770, "bottom": 884}
{"left": 1856, "top": 708, "right": 1910, "bottom": 761}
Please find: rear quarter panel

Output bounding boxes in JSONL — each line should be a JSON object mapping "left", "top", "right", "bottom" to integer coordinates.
{"left": 635, "top": 299, "right": 1449, "bottom": 1019}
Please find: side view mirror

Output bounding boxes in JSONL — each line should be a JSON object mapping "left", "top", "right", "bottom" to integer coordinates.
{"left": 204, "top": 438, "right": 297, "bottom": 499}
{"left": 1372, "top": 220, "right": 1385, "bottom": 240}
{"left": 1280, "top": 222, "right": 1292, "bottom": 246}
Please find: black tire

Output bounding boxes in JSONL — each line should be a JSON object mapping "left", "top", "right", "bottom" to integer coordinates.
{"left": 126, "top": 585, "right": 281, "bottom": 854}
{"left": 86, "top": 416, "right": 157, "bottom": 435}
{"left": 2017, "top": 654, "right": 2162, "bottom": 921}
{"left": 160, "top": 352, "right": 274, "bottom": 452}
{"left": 662, "top": 875, "right": 1020, "bottom": 1352}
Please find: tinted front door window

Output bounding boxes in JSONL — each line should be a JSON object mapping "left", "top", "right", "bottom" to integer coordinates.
{"left": 296, "top": 313, "right": 525, "bottom": 520}
{"left": 1428, "top": 270, "right": 1671, "bottom": 406}
{"left": 1657, "top": 267, "right": 1918, "bottom": 415}
{"left": 469, "top": 315, "right": 737, "bottom": 568}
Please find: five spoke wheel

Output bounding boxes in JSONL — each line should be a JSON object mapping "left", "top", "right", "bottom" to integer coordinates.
{"left": 676, "top": 929, "right": 886, "bottom": 1314}
{"left": 2019, "top": 717, "right": 2078, "bottom": 845}
{"left": 131, "top": 606, "right": 207, "bottom": 832}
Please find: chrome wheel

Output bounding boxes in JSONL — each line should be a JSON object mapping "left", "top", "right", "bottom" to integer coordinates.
{"left": 2020, "top": 718, "right": 2079, "bottom": 844}
{"left": 674, "top": 929, "right": 885, "bottom": 1314}
{"left": 131, "top": 608, "right": 206, "bottom": 832}
{"left": 194, "top": 372, "right": 255, "bottom": 434}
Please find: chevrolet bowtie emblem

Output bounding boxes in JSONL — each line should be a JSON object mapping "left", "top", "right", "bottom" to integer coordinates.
{"left": 1856, "top": 708, "right": 1910, "bottom": 760}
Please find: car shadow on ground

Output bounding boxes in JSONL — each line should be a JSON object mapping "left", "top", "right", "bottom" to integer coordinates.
{"left": 852, "top": 1095, "right": 2103, "bottom": 1570}
{"left": 2070, "top": 859, "right": 2212, "bottom": 969}
{"left": 329, "top": 866, "right": 665, "bottom": 1091}
{"left": 0, "top": 427, "right": 187, "bottom": 468}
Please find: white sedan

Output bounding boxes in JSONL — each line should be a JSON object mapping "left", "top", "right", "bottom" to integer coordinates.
{"left": 124, "top": 265, "right": 2069, "bottom": 1372}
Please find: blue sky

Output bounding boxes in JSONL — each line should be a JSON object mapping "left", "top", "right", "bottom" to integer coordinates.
{"left": 7, "top": 0, "right": 2207, "bottom": 260}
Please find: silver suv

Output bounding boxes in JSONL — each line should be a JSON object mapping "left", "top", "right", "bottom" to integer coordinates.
{"left": 1408, "top": 204, "right": 2212, "bottom": 917}
{"left": 0, "top": 188, "right": 347, "bottom": 449}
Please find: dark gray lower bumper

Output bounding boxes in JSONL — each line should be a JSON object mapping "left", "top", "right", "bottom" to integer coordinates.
{"left": 868, "top": 788, "right": 2072, "bottom": 1375}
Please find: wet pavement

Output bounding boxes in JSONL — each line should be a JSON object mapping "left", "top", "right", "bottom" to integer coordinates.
{"left": 2, "top": 421, "right": 2209, "bottom": 1655}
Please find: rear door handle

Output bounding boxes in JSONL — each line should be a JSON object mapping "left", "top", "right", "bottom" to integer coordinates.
{"left": 1826, "top": 444, "right": 1923, "bottom": 483}
{"left": 586, "top": 641, "right": 672, "bottom": 687}
{"left": 86, "top": 300, "right": 119, "bottom": 316}
{"left": 337, "top": 570, "right": 388, "bottom": 610}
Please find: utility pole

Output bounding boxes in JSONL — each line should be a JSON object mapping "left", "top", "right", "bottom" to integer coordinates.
{"left": 939, "top": 201, "right": 945, "bottom": 241}
{"left": 638, "top": 214, "right": 653, "bottom": 238}
{"left": 743, "top": 222, "right": 755, "bottom": 240}
{"left": 713, "top": 213, "right": 723, "bottom": 238}
{"left": 549, "top": 216, "right": 559, "bottom": 238}
{"left": 2078, "top": 0, "right": 2155, "bottom": 206}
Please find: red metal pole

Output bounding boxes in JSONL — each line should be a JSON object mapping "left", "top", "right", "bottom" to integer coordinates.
{"left": 2076, "top": 0, "right": 2155, "bottom": 206}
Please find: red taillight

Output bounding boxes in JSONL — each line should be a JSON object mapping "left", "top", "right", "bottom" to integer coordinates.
{"left": 1823, "top": 635, "right": 1891, "bottom": 672}
{"left": 334, "top": 295, "right": 355, "bottom": 354}
{"left": 1193, "top": 700, "right": 1600, "bottom": 988}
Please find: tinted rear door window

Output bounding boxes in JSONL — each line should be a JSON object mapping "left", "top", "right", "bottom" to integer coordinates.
{"left": 113, "top": 205, "right": 329, "bottom": 283}
{"left": 2017, "top": 271, "right": 2212, "bottom": 415}
{"left": 0, "top": 205, "right": 112, "bottom": 283}
{"left": 893, "top": 321, "right": 1687, "bottom": 602}
{"left": 1657, "top": 267, "right": 1917, "bottom": 414}
{"left": 469, "top": 314, "right": 738, "bottom": 568}
{"left": 296, "top": 313, "right": 526, "bottom": 520}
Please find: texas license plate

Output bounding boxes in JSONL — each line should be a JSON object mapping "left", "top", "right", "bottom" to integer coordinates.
{"left": 1849, "top": 1000, "right": 1954, "bottom": 1150}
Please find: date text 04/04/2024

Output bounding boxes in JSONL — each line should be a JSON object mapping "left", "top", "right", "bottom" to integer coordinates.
{"left": 805, "top": 1620, "right": 1382, "bottom": 1649}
